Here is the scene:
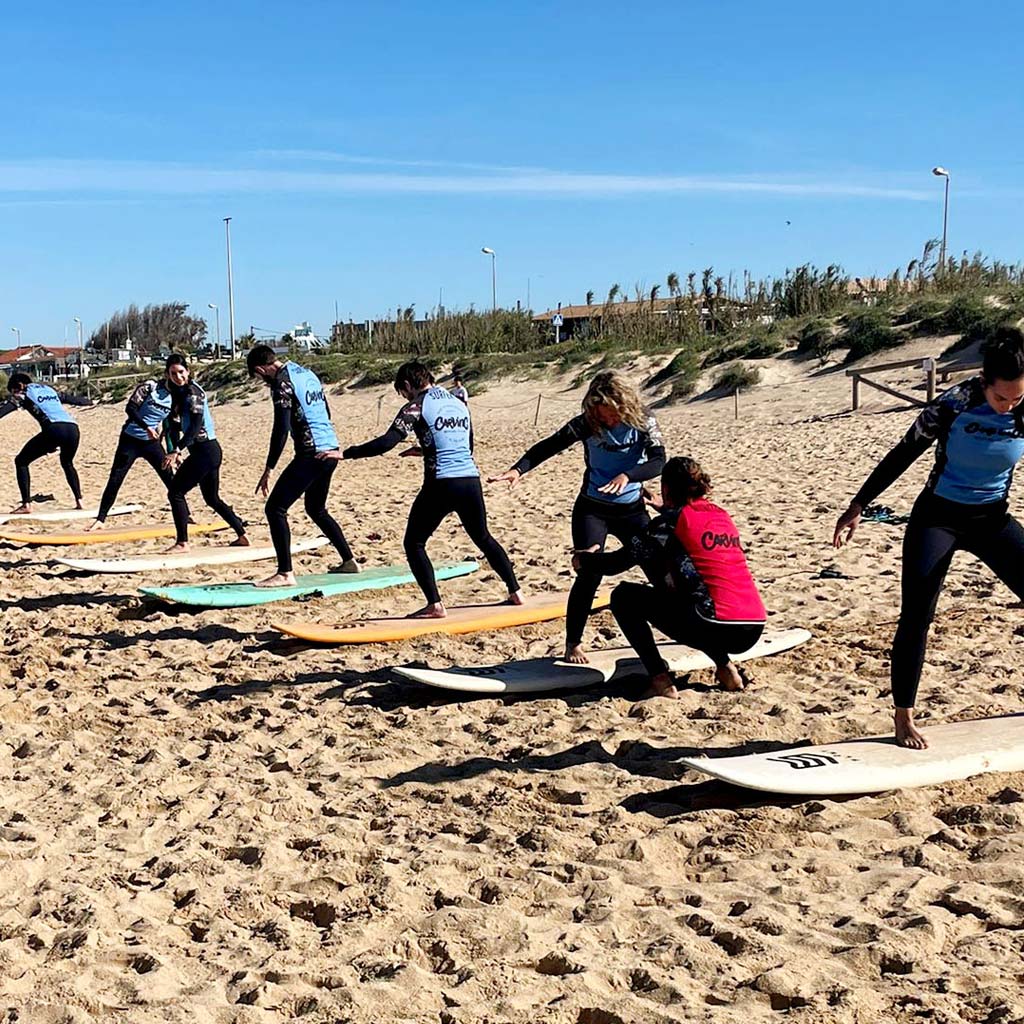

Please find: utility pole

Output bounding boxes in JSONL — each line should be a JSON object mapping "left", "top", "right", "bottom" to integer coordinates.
{"left": 224, "top": 216, "right": 236, "bottom": 358}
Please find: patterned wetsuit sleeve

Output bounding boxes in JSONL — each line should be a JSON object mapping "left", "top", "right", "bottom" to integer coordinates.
{"left": 851, "top": 398, "right": 953, "bottom": 507}
{"left": 264, "top": 379, "right": 294, "bottom": 471}
{"left": 0, "top": 397, "right": 19, "bottom": 420}
{"left": 58, "top": 393, "right": 92, "bottom": 407}
{"left": 343, "top": 405, "right": 416, "bottom": 459}
{"left": 511, "top": 415, "right": 590, "bottom": 475}
{"left": 625, "top": 415, "right": 667, "bottom": 483}
{"left": 125, "top": 380, "right": 156, "bottom": 430}
{"left": 176, "top": 384, "right": 205, "bottom": 450}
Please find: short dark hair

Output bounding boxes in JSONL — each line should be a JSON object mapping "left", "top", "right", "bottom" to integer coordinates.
{"left": 165, "top": 353, "right": 189, "bottom": 372}
{"left": 246, "top": 344, "right": 278, "bottom": 377}
{"left": 7, "top": 372, "right": 31, "bottom": 392}
{"left": 982, "top": 326, "right": 1024, "bottom": 383}
{"left": 395, "top": 361, "right": 433, "bottom": 393}
{"left": 662, "top": 456, "right": 712, "bottom": 504}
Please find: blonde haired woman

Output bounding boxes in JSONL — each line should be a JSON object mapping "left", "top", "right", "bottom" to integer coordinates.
{"left": 491, "top": 371, "right": 665, "bottom": 662}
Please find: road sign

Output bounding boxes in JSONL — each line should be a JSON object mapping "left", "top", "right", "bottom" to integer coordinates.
{"left": 552, "top": 314, "right": 564, "bottom": 327}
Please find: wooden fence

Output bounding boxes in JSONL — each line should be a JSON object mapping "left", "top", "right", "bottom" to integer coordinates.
{"left": 847, "top": 357, "right": 982, "bottom": 411}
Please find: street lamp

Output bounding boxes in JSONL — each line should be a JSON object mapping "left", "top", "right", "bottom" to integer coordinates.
{"left": 932, "top": 166, "right": 950, "bottom": 276}
{"left": 481, "top": 247, "right": 496, "bottom": 312}
{"left": 224, "top": 217, "right": 236, "bottom": 359}
{"left": 10, "top": 327, "right": 21, "bottom": 348}
{"left": 73, "top": 317, "right": 83, "bottom": 378}
{"left": 208, "top": 303, "right": 221, "bottom": 359}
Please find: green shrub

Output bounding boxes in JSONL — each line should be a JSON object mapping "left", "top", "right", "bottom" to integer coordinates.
{"left": 796, "top": 318, "right": 835, "bottom": 360}
{"left": 899, "top": 296, "right": 949, "bottom": 329}
{"left": 842, "top": 309, "right": 901, "bottom": 363}
{"left": 706, "top": 330, "right": 784, "bottom": 366}
{"left": 712, "top": 364, "right": 761, "bottom": 392}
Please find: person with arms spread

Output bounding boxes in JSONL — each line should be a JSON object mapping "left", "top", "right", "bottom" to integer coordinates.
{"left": 320, "top": 361, "right": 522, "bottom": 617}
{"left": 491, "top": 371, "right": 665, "bottom": 663}
{"left": 247, "top": 345, "right": 357, "bottom": 587}
{"left": 0, "top": 373, "right": 89, "bottom": 514}
{"left": 834, "top": 326, "right": 1024, "bottom": 749}
{"left": 161, "top": 354, "right": 249, "bottom": 554}
{"left": 575, "top": 456, "right": 766, "bottom": 698}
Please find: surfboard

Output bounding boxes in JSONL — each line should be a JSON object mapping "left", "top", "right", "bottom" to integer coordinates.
{"left": 0, "top": 523, "right": 228, "bottom": 546}
{"left": 679, "top": 714, "right": 1024, "bottom": 795}
{"left": 140, "top": 560, "right": 480, "bottom": 607}
{"left": 0, "top": 504, "right": 141, "bottom": 525}
{"left": 57, "top": 537, "right": 330, "bottom": 574}
{"left": 394, "top": 627, "right": 812, "bottom": 694}
{"left": 273, "top": 591, "right": 611, "bottom": 644}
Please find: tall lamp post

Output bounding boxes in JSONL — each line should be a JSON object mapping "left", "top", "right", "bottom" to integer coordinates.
{"left": 73, "top": 317, "right": 83, "bottom": 377}
{"left": 10, "top": 327, "right": 21, "bottom": 348}
{"left": 208, "top": 303, "right": 221, "bottom": 359}
{"left": 481, "top": 247, "right": 496, "bottom": 312}
{"left": 224, "top": 217, "right": 236, "bottom": 359}
{"left": 932, "top": 166, "right": 950, "bottom": 277}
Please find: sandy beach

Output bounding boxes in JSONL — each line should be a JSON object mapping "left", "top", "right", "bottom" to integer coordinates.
{"left": 2, "top": 346, "right": 1023, "bottom": 1023}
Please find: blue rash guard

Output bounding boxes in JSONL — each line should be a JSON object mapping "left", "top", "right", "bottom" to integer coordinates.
{"left": 265, "top": 361, "right": 339, "bottom": 470}
{"left": 343, "top": 385, "right": 480, "bottom": 481}
{"left": 0, "top": 383, "right": 78, "bottom": 426}
{"left": 854, "top": 376, "right": 1024, "bottom": 508}
{"left": 510, "top": 413, "right": 666, "bottom": 505}
{"left": 173, "top": 381, "right": 217, "bottom": 448}
{"left": 123, "top": 380, "right": 174, "bottom": 441}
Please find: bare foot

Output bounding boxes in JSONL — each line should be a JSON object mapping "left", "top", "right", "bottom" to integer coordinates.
{"left": 229, "top": 534, "right": 251, "bottom": 547}
{"left": 644, "top": 671, "right": 679, "bottom": 699}
{"left": 8, "top": 505, "right": 31, "bottom": 515}
{"left": 564, "top": 644, "right": 589, "bottom": 665}
{"left": 506, "top": 589, "right": 525, "bottom": 606}
{"left": 162, "top": 543, "right": 189, "bottom": 555}
{"left": 408, "top": 602, "right": 446, "bottom": 619}
{"left": 255, "top": 572, "right": 297, "bottom": 588}
{"left": 716, "top": 662, "right": 744, "bottom": 691}
{"left": 895, "top": 707, "right": 928, "bottom": 749}
{"left": 85, "top": 519, "right": 105, "bottom": 533}
{"left": 336, "top": 558, "right": 360, "bottom": 574}
{"left": 74, "top": 500, "right": 84, "bottom": 510}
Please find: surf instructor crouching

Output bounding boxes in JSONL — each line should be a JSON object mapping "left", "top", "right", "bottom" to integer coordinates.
{"left": 834, "top": 325, "right": 1024, "bottom": 749}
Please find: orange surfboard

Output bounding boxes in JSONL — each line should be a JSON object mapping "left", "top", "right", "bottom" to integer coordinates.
{"left": 273, "top": 591, "right": 611, "bottom": 644}
{"left": 0, "top": 523, "right": 229, "bottom": 546}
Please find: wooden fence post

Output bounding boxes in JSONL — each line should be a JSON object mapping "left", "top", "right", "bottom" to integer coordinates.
{"left": 852, "top": 375, "right": 860, "bottom": 411}
{"left": 924, "top": 358, "right": 936, "bottom": 403}
{"left": 534, "top": 394, "right": 542, "bottom": 426}
{"left": 734, "top": 388, "right": 739, "bottom": 420}
{"left": 376, "top": 394, "right": 383, "bottom": 427}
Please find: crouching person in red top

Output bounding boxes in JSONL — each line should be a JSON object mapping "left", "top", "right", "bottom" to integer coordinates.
{"left": 573, "top": 456, "right": 766, "bottom": 698}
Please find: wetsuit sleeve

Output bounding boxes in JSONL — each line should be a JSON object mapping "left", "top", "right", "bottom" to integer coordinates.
{"left": 343, "top": 405, "right": 416, "bottom": 459}
{"left": 125, "top": 380, "right": 156, "bottom": 429}
{"left": 58, "top": 393, "right": 92, "bottom": 407}
{"left": 510, "top": 415, "right": 590, "bottom": 475}
{"left": 852, "top": 400, "right": 953, "bottom": 507}
{"left": 175, "top": 385, "right": 204, "bottom": 450}
{"left": 625, "top": 415, "right": 667, "bottom": 483}
{"left": 0, "top": 399, "right": 18, "bottom": 420}
{"left": 265, "top": 402, "right": 291, "bottom": 471}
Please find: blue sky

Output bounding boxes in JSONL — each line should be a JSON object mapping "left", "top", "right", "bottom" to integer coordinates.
{"left": 2, "top": 0, "right": 1022, "bottom": 347}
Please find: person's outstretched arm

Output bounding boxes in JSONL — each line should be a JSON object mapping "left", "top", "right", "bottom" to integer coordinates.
{"left": 341, "top": 406, "right": 416, "bottom": 460}
{"left": 490, "top": 416, "right": 589, "bottom": 487}
{"left": 0, "top": 398, "right": 18, "bottom": 420}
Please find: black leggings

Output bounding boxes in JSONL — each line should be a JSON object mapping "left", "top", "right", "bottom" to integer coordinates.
{"left": 892, "top": 493, "right": 1024, "bottom": 708}
{"left": 610, "top": 581, "right": 763, "bottom": 677}
{"left": 404, "top": 477, "right": 519, "bottom": 604}
{"left": 266, "top": 457, "right": 353, "bottom": 573}
{"left": 167, "top": 440, "right": 246, "bottom": 543}
{"left": 567, "top": 495, "right": 650, "bottom": 648}
{"left": 15, "top": 423, "right": 82, "bottom": 505}
{"left": 97, "top": 432, "right": 183, "bottom": 522}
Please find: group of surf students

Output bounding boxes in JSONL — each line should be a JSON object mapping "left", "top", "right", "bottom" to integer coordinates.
{"left": 4, "top": 324, "right": 1024, "bottom": 748}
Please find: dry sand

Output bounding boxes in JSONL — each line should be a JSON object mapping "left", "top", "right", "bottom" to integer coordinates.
{"left": 1, "top": 345, "right": 1023, "bottom": 1023}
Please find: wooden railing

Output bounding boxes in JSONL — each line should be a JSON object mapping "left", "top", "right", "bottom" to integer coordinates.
{"left": 847, "top": 357, "right": 981, "bottom": 411}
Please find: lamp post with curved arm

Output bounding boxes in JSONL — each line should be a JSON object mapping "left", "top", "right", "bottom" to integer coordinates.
{"left": 932, "top": 166, "right": 950, "bottom": 276}
{"left": 481, "top": 247, "right": 496, "bottom": 312}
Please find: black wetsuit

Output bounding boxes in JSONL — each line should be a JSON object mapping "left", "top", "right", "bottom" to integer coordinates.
{"left": 510, "top": 413, "right": 665, "bottom": 648}
{"left": 263, "top": 362, "right": 352, "bottom": 573}
{"left": 166, "top": 382, "right": 246, "bottom": 543}
{"left": 852, "top": 377, "right": 1024, "bottom": 707}
{"left": 0, "top": 383, "right": 85, "bottom": 505}
{"left": 344, "top": 385, "right": 519, "bottom": 604}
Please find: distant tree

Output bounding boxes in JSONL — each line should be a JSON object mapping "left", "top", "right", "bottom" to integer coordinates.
{"left": 586, "top": 290, "right": 594, "bottom": 306}
{"left": 89, "top": 302, "right": 206, "bottom": 357}
{"left": 607, "top": 283, "right": 620, "bottom": 304}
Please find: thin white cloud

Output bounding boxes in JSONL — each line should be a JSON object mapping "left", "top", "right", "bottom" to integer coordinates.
{"left": 251, "top": 149, "right": 552, "bottom": 174}
{"left": 0, "top": 158, "right": 939, "bottom": 201}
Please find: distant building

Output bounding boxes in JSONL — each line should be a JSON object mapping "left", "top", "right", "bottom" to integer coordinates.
{"left": 532, "top": 297, "right": 751, "bottom": 340}
{"left": 0, "top": 345, "right": 87, "bottom": 380}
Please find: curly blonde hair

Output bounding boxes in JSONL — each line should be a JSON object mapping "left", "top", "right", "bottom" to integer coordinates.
{"left": 581, "top": 371, "right": 648, "bottom": 432}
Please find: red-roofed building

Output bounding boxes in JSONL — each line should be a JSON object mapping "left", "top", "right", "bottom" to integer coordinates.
{"left": 0, "top": 345, "right": 85, "bottom": 379}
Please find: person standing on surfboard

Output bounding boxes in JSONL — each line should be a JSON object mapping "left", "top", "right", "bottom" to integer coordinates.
{"left": 0, "top": 372, "right": 90, "bottom": 515}
{"left": 834, "top": 326, "right": 1024, "bottom": 750}
{"left": 86, "top": 369, "right": 192, "bottom": 532}
{"left": 574, "top": 456, "right": 766, "bottom": 698}
{"left": 317, "top": 361, "right": 523, "bottom": 618}
{"left": 247, "top": 345, "right": 358, "bottom": 587}
{"left": 491, "top": 371, "right": 665, "bottom": 664}
{"left": 160, "top": 354, "right": 249, "bottom": 554}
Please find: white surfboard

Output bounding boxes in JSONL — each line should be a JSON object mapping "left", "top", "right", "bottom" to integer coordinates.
{"left": 680, "top": 714, "right": 1024, "bottom": 795}
{"left": 56, "top": 537, "right": 329, "bottom": 574}
{"left": 394, "top": 627, "right": 812, "bottom": 694}
{"left": 0, "top": 504, "right": 141, "bottom": 525}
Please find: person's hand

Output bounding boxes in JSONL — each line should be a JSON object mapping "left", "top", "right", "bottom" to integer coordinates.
{"left": 399, "top": 446, "right": 423, "bottom": 458}
{"left": 642, "top": 485, "right": 664, "bottom": 510}
{"left": 597, "top": 473, "right": 631, "bottom": 496}
{"left": 571, "top": 544, "right": 600, "bottom": 573}
{"left": 256, "top": 470, "right": 271, "bottom": 498}
{"left": 161, "top": 452, "right": 180, "bottom": 472}
{"left": 315, "top": 450, "right": 344, "bottom": 462}
{"left": 488, "top": 469, "right": 521, "bottom": 489}
{"left": 833, "top": 502, "right": 862, "bottom": 548}
{"left": 146, "top": 426, "right": 162, "bottom": 442}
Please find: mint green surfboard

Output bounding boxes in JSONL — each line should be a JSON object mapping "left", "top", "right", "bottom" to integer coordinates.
{"left": 139, "top": 560, "right": 479, "bottom": 608}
